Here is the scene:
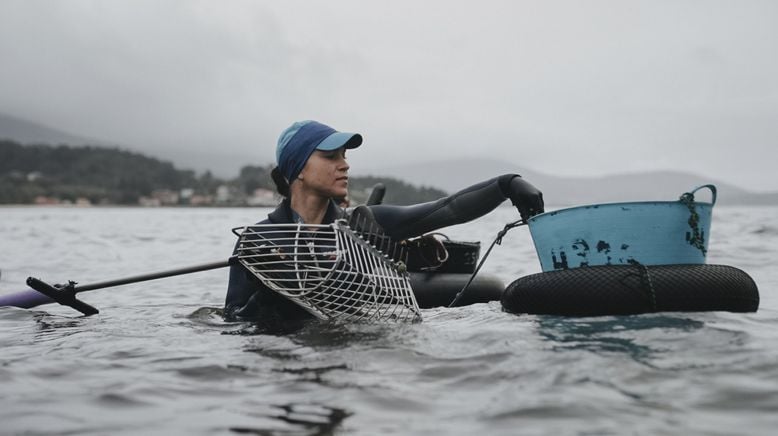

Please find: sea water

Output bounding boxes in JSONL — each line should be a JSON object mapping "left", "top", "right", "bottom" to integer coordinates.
{"left": 1, "top": 205, "right": 777, "bottom": 435}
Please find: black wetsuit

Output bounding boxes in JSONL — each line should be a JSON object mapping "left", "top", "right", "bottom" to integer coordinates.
{"left": 224, "top": 174, "right": 528, "bottom": 322}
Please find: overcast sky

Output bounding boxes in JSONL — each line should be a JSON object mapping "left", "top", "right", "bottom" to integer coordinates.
{"left": 1, "top": 1, "right": 776, "bottom": 190}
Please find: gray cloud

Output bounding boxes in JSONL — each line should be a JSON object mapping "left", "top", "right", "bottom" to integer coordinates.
{"left": 1, "top": 0, "right": 776, "bottom": 190}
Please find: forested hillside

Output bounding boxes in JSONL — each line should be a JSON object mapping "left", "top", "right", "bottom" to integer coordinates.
{"left": 0, "top": 140, "right": 446, "bottom": 205}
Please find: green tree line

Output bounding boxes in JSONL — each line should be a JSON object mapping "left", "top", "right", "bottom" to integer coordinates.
{"left": 0, "top": 140, "right": 447, "bottom": 205}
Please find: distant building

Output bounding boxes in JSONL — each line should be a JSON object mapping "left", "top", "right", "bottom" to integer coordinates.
{"left": 140, "top": 189, "right": 179, "bottom": 206}
{"left": 216, "top": 185, "right": 232, "bottom": 204}
{"left": 138, "top": 196, "right": 161, "bottom": 207}
{"left": 179, "top": 188, "right": 194, "bottom": 202}
{"left": 75, "top": 197, "right": 92, "bottom": 207}
{"left": 189, "top": 194, "right": 213, "bottom": 206}
{"left": 247, "top": 188, "right": 277, "bottom": 206}
{"left": 153, "top": 189, "right": 180, "bottom": 205}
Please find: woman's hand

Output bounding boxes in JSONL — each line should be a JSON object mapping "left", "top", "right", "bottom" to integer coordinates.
{"left": 508, "top": 176, "right": 544, "bottom": 221}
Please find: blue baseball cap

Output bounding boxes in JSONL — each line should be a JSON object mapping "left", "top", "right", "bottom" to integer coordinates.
{"left": 276, "top": 120, "right": 362, "bottom": 183}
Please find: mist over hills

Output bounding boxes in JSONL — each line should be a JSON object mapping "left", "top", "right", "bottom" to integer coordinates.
{"left": 3, "top": 112, "right": 777, "bottom": 206}
{"left": 0, "top": 113, "right": 108, "bottom": 148}
{"left": 0, "top": 112, "right": 234, "bottom": 176}
{"left": 357, "top": 159, "right": 778, "bottom": 206}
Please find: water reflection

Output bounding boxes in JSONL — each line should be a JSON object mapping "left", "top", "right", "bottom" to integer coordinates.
{"left": 32, "top": 312, "right": 95, "bottom": 341}
{"left": 182, "top": 305, "right": 317, "bottom": 336}
{"left": 225, "top": 316, "right": 404, "bottom": 348}
{"left": 239, "top": 321, "right": 395, "bottom": 362}
{"left": 536, "top": 314, "right": 705, "bottom": 363}
{"left": 224, "top": 318, "right": 318, "bottom": 337}
{"left": 274, "top": 364, "right": 350, "bottom": 384}
{"left": 288, "top": 321, "right": 400, "bottom": 348}
{"left": 229, "top": 403, "right": 351, "bottom": 436}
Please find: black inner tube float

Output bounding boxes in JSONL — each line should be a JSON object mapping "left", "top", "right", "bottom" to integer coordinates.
{"left": 501, "top": 263, "right": 760, "bottom": 317}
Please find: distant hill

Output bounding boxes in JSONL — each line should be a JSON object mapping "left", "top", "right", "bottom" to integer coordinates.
{"left": 357, "top": 158, "right": 778, "bottom": 206}
{"left": 0, "top": 140, "right": 445, "bottom": 205}
{"left": 0, "top": 140, "right": 202, "bottom": 204}
{"left": 0, "top": 112, "right": 108, "bottom": 147}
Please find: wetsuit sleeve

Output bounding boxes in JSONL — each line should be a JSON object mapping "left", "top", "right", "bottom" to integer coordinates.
{"left": 224, "top": 240, "right": 259, "bottom": 320}
{"left": 369, "top": 174, "right": 521, "bottom": 240}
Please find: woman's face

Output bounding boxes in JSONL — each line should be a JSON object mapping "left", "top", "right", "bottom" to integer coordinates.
{"left": 297, "top": 147, "right": 350, "bottom": 199}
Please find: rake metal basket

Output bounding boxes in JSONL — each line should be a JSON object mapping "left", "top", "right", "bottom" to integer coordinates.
{"left": 235, "top": 220, "right": 422, "bottom": 322}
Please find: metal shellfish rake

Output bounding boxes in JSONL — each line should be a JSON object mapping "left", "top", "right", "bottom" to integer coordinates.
{"left": 235, "top": 220, "right": 422, "bottom": 322}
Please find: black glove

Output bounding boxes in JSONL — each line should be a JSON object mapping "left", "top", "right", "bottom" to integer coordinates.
{"left": 508, "top": 176, "right": 544, "bottom": 221}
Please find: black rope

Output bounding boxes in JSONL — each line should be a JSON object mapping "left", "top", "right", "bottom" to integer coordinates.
{"left": 448, "top": 219, "right": 526, "bottom": 307}
{"left": 622, "top": 261, "right": 658, "bottom": 311}
{"left": 638, "top": 264, "right": 658, "bottom": 311}
{"left": 679, "top": 191, "right": 707, "bottom": 256}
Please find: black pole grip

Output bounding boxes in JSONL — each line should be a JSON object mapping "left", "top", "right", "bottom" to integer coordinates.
{"left": 26, "top": 277, "right": 99, "bottom": 316}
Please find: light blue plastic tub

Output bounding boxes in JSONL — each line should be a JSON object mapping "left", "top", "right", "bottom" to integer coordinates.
{"left": 527, "top": 185, "right": 717, "bottom": 272}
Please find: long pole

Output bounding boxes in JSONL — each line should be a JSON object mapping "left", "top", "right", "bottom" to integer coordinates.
{"left": 74, "top": 259, "right": 231, "bottom": 292}
{"left": 0, "top": 258, "right": 234, "bottom": 315}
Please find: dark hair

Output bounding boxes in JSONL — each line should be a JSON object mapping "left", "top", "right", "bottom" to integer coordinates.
{"left": 271, "top": 166, "right": 291, "bottom": 197}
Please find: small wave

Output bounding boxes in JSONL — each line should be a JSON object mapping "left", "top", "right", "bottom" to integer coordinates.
{"left": 175, "top": 364, "right": 256, "bottom": 381}
{"left": 0, "top": 306, "right": 39, "bottom": 321}
{"left": 96, "top": 392, "right": 150, "bottom": 408}
{"left": 751, "top": 225, "right": 778, "bottom": 236}
{"left": 229, "top": 403, "right": 351, "bottom": 436}
{"left": 183, "top": 306, "right": 224, "bottom": 321}
{"left": 274, "top": 363, "right": 349, "bottom": 381}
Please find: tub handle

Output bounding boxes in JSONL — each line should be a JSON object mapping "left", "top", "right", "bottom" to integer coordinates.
{"left": 684, "top": 184, "right": 717, "bottom": 206}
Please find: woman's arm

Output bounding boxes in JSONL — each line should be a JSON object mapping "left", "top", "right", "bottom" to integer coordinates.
{"left": 369, "top": 174, "right": 543, "bottom": 240}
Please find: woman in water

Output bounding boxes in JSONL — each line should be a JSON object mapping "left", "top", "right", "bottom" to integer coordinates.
{"left": 225, "top": 120, "right": 544, "bottom": 322}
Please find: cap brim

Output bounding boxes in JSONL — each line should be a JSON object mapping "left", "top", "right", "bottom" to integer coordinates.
{"left": 316, "top": 132, "right": 363, "bottom": 151}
